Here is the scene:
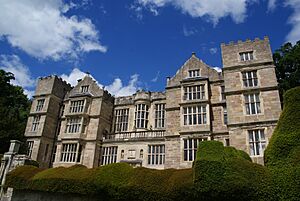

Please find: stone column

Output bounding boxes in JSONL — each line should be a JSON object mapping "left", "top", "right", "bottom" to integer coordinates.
{"left": 0, "top": 140, "right": 21, "bottom": 199}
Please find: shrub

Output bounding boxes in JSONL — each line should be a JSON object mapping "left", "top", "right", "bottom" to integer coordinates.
{"left": 265, "top": 86, "right": 300, "bottom": 167}
{"left": 6, "top": 163, "right": 193, "bottom": 201}
{"left": 5, "top": 165, "right": 42, "bottom": 190}
{"left": 30, "top": 165, "right": 97, "bottom": 195}
{"left": 264, "top": 87, "right": 300, "bottom": 201}
{"left": 194, "top": 141, "right": 272, "bottom": 201}
{"left": 24, "top": 159, "right": 39, "bottom": 167}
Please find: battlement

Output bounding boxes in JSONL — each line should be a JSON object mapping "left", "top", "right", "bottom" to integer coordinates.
{"left": 221, "top": 36, "right": 273, "bottom": 68}
{"left": 221, "top": 36, "right": 269, "bottom": 47}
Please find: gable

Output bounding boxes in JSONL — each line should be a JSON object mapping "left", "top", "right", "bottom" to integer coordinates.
{"left": 167, "top": 54, "right": 222, "bottom": 88}
{"left": 65, "top": 75, "right": 104, "bottom": 99}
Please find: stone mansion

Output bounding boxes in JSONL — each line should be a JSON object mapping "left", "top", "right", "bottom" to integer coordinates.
{"left": 24, "top": 37, "right": 282, "bottom": 169}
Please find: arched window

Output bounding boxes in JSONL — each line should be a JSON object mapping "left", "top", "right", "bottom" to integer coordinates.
{"left": 121, "top": 150, "right": 124, "bottom": 159}
{"left": 140, "top": 149, "right": 143, "bottom": 159}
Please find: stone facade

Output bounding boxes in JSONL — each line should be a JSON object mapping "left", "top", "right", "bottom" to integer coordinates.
{"left": 24, "top": 37, "right": 281, "bottom": 169}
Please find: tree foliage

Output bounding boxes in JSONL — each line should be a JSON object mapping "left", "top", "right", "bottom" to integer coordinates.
{"left": 0, "top": 69, "right": 30, "bottom": 154}
{"left": 273, "top": 41, "right": 300, "bottom": 100}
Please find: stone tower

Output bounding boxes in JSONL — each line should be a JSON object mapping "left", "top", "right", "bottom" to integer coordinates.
{"left": 221, "top": 37, "right": 281, "bottom": 164}
{"left": 24, "top": 76, "right": 72, "bottom": 168}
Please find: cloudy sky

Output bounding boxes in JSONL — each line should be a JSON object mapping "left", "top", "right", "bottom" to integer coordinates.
{"left": 0, "top": 0, "right": 299, "bottom": 97}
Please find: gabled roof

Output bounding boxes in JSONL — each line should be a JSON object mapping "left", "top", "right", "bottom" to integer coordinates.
{"left": 167, "top": 53, "right": 222, "bottom": 88}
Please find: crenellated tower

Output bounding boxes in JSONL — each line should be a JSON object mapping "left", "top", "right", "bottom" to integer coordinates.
{"left": 221, "top": 37, "right": 281, "bottom": 164}
{"left": 24, "top": 76, "right": 72, "bottom": 168}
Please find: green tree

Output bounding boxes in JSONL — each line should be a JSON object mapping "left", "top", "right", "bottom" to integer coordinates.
{"left": 273, "top": 41, "right": 300, "bottom": 101}
{"left": 0, "top": 69, "right": 30, "bottom": 154}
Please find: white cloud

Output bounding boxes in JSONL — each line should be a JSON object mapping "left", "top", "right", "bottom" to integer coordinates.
{"left": 267, "top": 0, "right": 277, "bottom": 11}
{"left": 151, "top": 71, "right": 160, "bottom": 82}
{"left": 209, "top": 47, "right": 218, "bottom": 55}
{"left": 136, "top": 0, "right": 253, "bottom": 25}
{"left": 0, "top": 0, "right": 107, "bottom": 60}
{"left": 183, "top": 26, "right": 197, "bottom": 36}
{"left": 285, "top": 0, "right": 300, "bottom": 44}
{"left": 0, "top": 54, "right": 36, "bottom": 98}
{"left": 60, "top": 68, "right": 90, "bottom": 87}
{"left": 60, "top": 68, "right": 140, "bottom": 97}
{"left": 106, "top": 74, "right": 140, "bottom": 96}
{"left": 0, "top": 55, "right": 35, "bottom": 88}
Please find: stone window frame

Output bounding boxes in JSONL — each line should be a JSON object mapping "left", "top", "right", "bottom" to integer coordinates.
{"left": 220, "top": 85, "right": 226, "bottom": 101}
{"left": 101, "top": 146, "right": 118, "bottom": 165}
{"left": 223, "top": 106, "right": 228, "bottom": 125}
{"left": 35, "top": 99, "right": 45, "bottom": 112}
{"left": 244, "top": 93, "right": 261, "bottom": 115}
{"left": 31, "top": 115, "right": 41, "bottom": 132}
{"left": 65, "top": 117, "right": 83, "bottom": 133}
{"left": 183, "top": 138, "right": 207, "bottom": 162}
{"left": 242, "top": 70, "right": 258, "bottom": 88}
{"left": 247, "top": 129, "right": 267, "bottom": 157}
{"left": 188, "top": 69, "right": 200, "bottom": 78}
{"left": 239, "top": 51, "right": 254, "bottom": 61}
{"left": 135, "top": 104, "right": 149, "bottom": 129}
{"left": 183, "top": 105, "right": 207, "bottom": 126}
{"left": 183, "top": 84, "right": 206, "bottom": 101}
{"left": 115, "top": 108, "right": 129, "bottom": 132}
{"left": 60, "top": 143, "right": 80, "bottom": 163}
{"left": 147, "top": 144, "right": 165, "bottom": 165}
{"left": 154, "top": 103, "right": 166, "bottom": 128}
{"left": 69, "top": 99, "right": 85, "bottom": 113}
{"left": 27, "top": 141, "right": 34, "bottom": 158}
{"left": 81, "top": 85, "right": 89, "bottom": 93}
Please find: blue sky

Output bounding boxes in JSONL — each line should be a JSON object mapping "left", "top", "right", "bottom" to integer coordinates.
{"left": 0, "top": 0, "right": 299, "bottom": 97}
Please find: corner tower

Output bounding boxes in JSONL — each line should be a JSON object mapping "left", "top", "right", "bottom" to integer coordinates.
{"left": 221, "top": 37, "right": 281, "bottom": 164}
{"left": 24, "top": 76, "right": 72, "bottom": 168}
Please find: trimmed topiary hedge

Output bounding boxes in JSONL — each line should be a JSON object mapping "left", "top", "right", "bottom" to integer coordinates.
{"left": 264, "top": 86, "right": 300, "bottom": 201}
{"left": 6, "top": 163, "right": 193, "bottom": 201}
{"left": 194, "top": 141, "right": 272, "bottom": 201}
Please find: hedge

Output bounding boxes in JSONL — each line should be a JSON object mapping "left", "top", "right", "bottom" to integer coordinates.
{"left": 6, "top": 163, "right": 193, "bottom": 201}
{"left": 264, "top": 86, "right": 300, "bottom": 201}
{"left": 194, "top": 141, "right": 272, "bottom": 201}
{"left": 264, "top": 86, "right": 300, "bottom": 167}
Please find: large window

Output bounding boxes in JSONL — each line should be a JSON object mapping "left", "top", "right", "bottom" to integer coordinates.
{"left": 188, "top": 70, "right": 200, "bottom": 78}
{"left": 101, "top": 146, "right": 118, "bottom": 165}
{"left": 115, "top": 109, "right": 129, "bottom": 132}
{"left": 69, "top": 100, "right": 85, "bottom": 113}
{"left": 65, "top": 118, "right": 82, "bottom": 133}
{"left": 242, "top": 71, "right": 258, "bottom": 87}
{"left": 36, "top": 99, "right": 45, "bottom": 111}
{"left": 248, "top": 129, "right": 266, "bottom": 156}
{"left": 31, "top": 116, "right": 40, "bottom": 132}
{"left": 183, "top": 105, "right": 207, "bottom": 125}
{"left": 27, "top": 141, "right": 34, "bottom": 158}
{"left": 155, "top": 104, "right": 165, "bottom": 128}
{"left": 184, "top": 85, "right": 205, "bottom": 100}
{"left": 240, "top": 51, "right": 254, "bottom": 61}
{"left": 60, "top": 143, "right": 78, "bottom": 163}
{"left": 245, "top": 93, "right": 261, "bottom": 115}
{"left": 184, "top": 138, "right": 207, "bottom": 161}
{"left": 135, "top": 104, "right": 149, "bottom": 129}
{"left": 148, "top": 145, "right": 165, "bottom": 165}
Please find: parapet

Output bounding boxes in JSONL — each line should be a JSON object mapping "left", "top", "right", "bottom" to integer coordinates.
{"left": 221, "top": 36, "right": 273, "bottom": 68}
{"left": 221, "top": 36, "right": 269, "bottom": 47}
